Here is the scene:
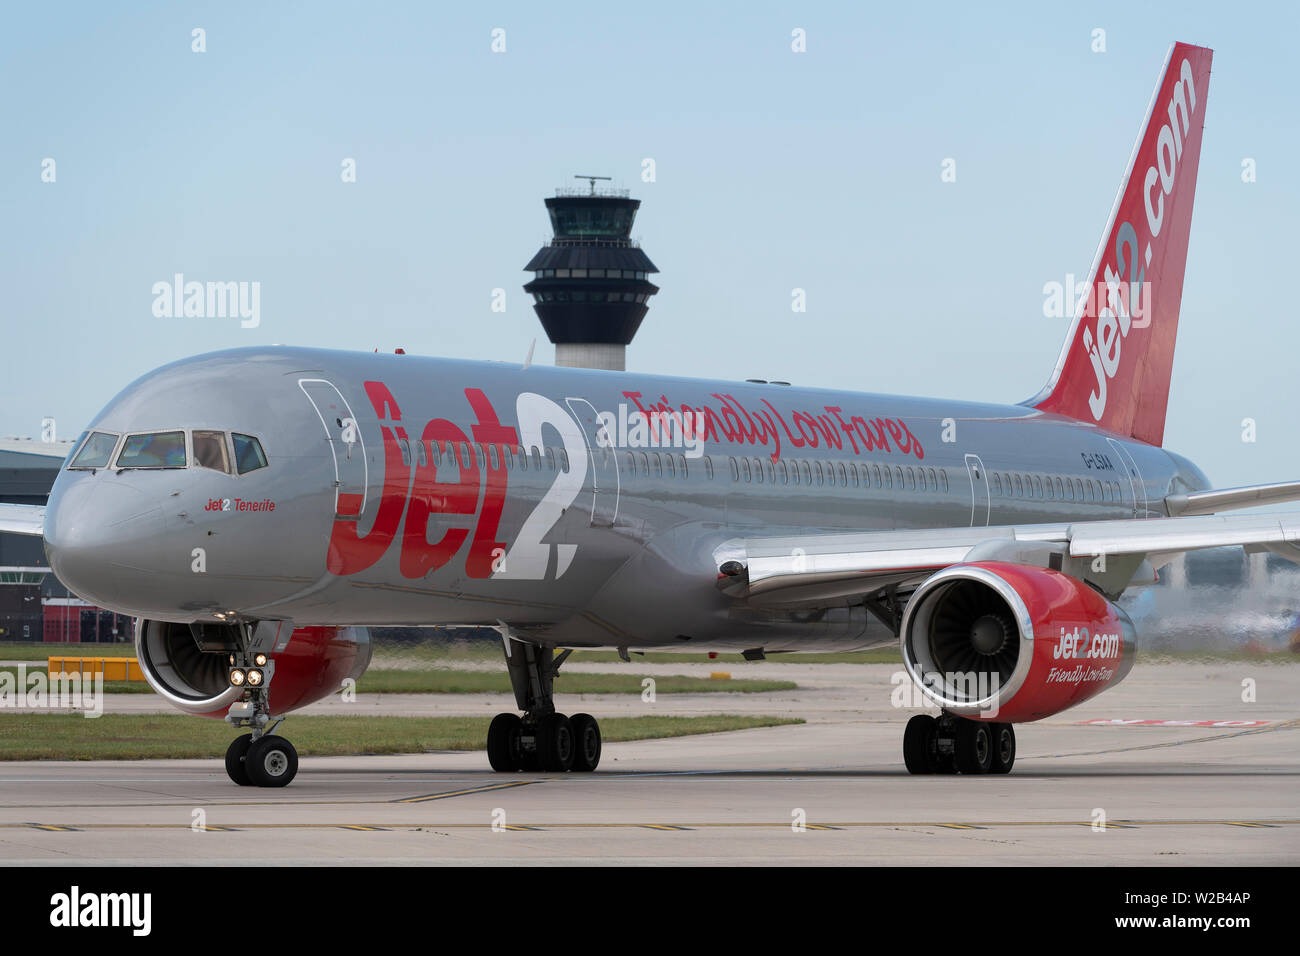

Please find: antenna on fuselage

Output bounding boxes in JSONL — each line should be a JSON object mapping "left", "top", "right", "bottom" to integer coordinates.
{"left": 522, "top": 338, "right": 536, "bottom": 370}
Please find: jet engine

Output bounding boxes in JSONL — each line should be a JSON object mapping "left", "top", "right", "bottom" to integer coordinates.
{"left": 900, "top": 561, "right": 1136, "bottom": 723}
{"left": 136, "top": 619, "right": 372, "bottom": 718}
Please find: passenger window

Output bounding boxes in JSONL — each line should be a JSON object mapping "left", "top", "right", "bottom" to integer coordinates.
{"left": 546, "top": 447, "right": 556, "bottom": 471}
{"left": 193, "top": 430, "right": 230, "bottom": 473}
{"left": 69, "top": 431, "right": 119, "bottom": 470}
{"left": 704, "top": 456, "right": 714, "bottom": 480}
{"left": 741, "top": 458, "right": 751, "bottom": 482}
{"left": 752, "top": 458, "right": 763, "bottom": 483}
{"left": 232, "top": 433, "right": 268, "bottom": 474}
{"left": 638, "top": 452, "right": 649, "bottom": 476}
{"left": 838, "top": 462, "right": 848, "bottom": 486}
{"left": 118, "top": 431, "right": 187, "bottom": 469}
{"left": 992, "top": 473, "right": 1002, "bottom": 496}
{"left": 398, "top": 439, "right": 412, "bottom": 467}
{"left": 940, "top": 469, "right": 949, "bottom": 493}
{"left": 813, "top": 461, "right": 823, "bottom": 486}
{"left": 652, "top": 453, "right": 662, "bottom": 477}
{"left": 665, "top": 454, "right": 675, "bottom": 478}
{"left": 730, "top": 457, "right": 739, "bottom": 481}
{"left": 778, "top": 460, "right": 788, "bottom": 484}
{"left": 678, "top": 455, "right": 688, "bottom": 478}
{"left": 558, "top": 449, "right": 568, "bottom": 472}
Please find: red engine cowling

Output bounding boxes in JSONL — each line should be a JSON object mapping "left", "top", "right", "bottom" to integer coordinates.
{"left": 136, "top": 620, "right": 372, "bottom": 719}
{"left": 900, "top": 561, "right": 1136, "bottom": 723}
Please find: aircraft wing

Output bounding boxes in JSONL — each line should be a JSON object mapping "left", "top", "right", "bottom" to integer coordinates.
{"left": 0, "top": 504, "right": 45, "bottom": 537}
{"left": 717, "top": 511, "right": 1300, "bottom": 609}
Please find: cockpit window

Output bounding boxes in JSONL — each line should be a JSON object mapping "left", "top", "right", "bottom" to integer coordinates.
{"left": 68, "top": 431, "right": 119, "bottom": 470}
{"left": 117, "top": 431, "right": 187, "bottom": 469}
{"left": 232, "top": 433, "right": 268, "bottom": 475}
{"left": 193, "top": 430, "right": 231, "bottom": 473}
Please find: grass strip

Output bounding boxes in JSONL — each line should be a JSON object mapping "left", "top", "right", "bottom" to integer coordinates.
{"left": 0, "top": 713, "right": 803, "bottom": 760}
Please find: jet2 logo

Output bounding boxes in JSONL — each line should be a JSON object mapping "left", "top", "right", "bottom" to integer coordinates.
{"left": 325, "top": 382, "right": 585, "bottom": 582}
{"left": 1085, "top": 57, "right": 1199, "bottom": 421}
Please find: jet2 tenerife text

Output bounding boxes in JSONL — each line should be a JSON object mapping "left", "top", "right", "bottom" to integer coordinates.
{"left": 5, "top": 41, "right": 1298, "bottom": 785}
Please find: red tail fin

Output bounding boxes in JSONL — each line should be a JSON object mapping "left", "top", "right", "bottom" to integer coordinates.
{"left": 1029, "top": 42, "right": 1213, "bottom": 446}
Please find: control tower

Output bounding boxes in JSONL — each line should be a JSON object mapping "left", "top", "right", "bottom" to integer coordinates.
{"left": 523, "top": 176, "right": 659, "bottom": 371}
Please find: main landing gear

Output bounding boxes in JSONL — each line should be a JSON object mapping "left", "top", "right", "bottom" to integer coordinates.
{"left": 487, "top": 640, "right": 602, "bottom": 773}
{"left": 903, "top": 712, "right": 1015, "bottom": 775}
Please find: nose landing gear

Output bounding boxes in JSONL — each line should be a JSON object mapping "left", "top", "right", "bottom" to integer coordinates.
{"left": 222, "top": 627, "right": 299, "bottom": 787}
{"left": 486, "top": 636, "right": 602, "bottom": 773}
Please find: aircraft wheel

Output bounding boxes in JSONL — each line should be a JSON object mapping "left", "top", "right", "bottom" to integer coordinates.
{"left": 954, "top": 720, "right": 993, "bottom": 775}
{"left": 487, "top": 713, "right": 523, "bottom": 772}
{"left": 246, "top": 735, "right": 299, "bottom": 788}
{"left": 569, "top": 713, "right": 602, "bottom": 772}
{"left": 990, "top": 723, "right": 1016, "bottom": 774}
{"left": 903, "top": 714, "right": 936, "bottom": 774}
{"left": 224, "top": 734, "right": 253, "bottom": 786}
{"left": 536, "top": 713, "right": 575, "bottom": 772}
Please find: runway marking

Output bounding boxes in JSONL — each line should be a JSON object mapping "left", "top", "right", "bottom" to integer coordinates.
{"left": 499, "top": 825, "right": 541, "bottom": 831}
{"left": 199, "top": 825, "right": 238, "bottom": 832}
{"left": 2, "top": 819, "right": 1294, "bottom": 831}
{"left": 1077, "top": 719, "right": 1272, "bottom": 727}
{"left": 1084, "top": 822, "right": 1138, "bottom": 829}
{"left": 1039, "top": 716, "right": 1300, "bottom": 760}
{"left": 394, "top": 780, "right": 540, "bottom": 803}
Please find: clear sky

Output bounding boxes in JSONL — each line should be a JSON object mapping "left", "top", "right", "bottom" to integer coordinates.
{"left": 2, "top": 1, "right": 1297, "bottom": 490}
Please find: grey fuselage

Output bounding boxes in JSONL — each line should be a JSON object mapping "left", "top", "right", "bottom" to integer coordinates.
{"left": 42, "top": 347, "right": 1210, "bottom": 652}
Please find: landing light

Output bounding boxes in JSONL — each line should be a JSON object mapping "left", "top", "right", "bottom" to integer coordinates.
{"left": 230, "top": 669, "right": 246, "bottom": 687}
{"left": 247, "top": 669, "right": 264, "bottom": 687}
{"left": 254, "top": 653, "right": 267, "bottom": 667}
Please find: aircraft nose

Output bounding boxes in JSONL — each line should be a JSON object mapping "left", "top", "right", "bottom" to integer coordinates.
{"left": 44, "top": 477, "right": 164, "bottom": 607}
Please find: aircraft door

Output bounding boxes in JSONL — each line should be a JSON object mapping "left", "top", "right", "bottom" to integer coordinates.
{"left": 299, "top": 379, "right": 369, "bottom": 520}
{"left": 964, "top": 453, "right": 991, "bottom": 526}
{"left": 565, "top": 397, "right": 620, "bottom": 526}
{"left": 1106, "top": 438, "right": 1147, "bottom": 518}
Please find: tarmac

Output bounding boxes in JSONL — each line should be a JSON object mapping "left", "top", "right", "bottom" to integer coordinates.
{"left": 0, "top": 659, "right": 1296, "bottom": 865}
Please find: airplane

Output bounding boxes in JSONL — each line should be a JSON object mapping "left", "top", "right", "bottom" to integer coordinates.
{"left": 4, "top": 40, "right": 1299, "bottom": 788}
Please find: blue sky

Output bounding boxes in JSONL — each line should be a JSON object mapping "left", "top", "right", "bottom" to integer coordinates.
{"left": 2, "top": 1, "right": 1297, "bottom": 488}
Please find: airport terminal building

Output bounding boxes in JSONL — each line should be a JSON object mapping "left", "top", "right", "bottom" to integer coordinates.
{"left": 0, "top": 438, "right": 127, "bottom": 643}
